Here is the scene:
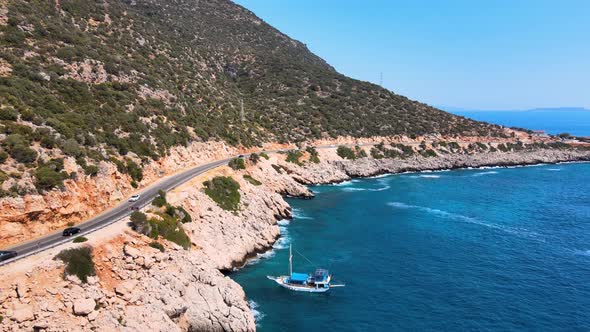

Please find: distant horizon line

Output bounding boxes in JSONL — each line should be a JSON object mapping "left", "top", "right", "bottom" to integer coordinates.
{"left": 438, "top": 106, "right": 590, "bottom": 112}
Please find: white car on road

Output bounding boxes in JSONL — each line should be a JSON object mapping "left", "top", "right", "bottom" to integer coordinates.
{"left": 128, "top": 194, "right": 141, "bottom": 202}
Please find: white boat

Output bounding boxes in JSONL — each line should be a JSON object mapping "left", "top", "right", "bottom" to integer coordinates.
{"left": 267, "top": 244, "right": 344, "bottom": 292}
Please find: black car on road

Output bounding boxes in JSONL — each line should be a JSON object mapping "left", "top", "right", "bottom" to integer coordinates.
{"left": 63, "top": 227, "right": 81, "bottom": 236}
{"left": 0, "top": 251, "right": 17, "bottom": 262}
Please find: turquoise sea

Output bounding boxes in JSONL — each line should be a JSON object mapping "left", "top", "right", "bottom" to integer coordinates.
{"left": 231, "top": 163, "right": 590, "bottom": 331}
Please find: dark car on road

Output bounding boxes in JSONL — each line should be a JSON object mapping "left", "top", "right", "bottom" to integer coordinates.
{"left": 62, "top": 227, "right": 81, "bottom": 236}
{"left": 0, "top": 251, "right": 17, "bottom": 262}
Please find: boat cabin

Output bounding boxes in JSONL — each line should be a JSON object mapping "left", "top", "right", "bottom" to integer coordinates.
{"left": 288, "top": 272, "right": 309, "bottom": 285}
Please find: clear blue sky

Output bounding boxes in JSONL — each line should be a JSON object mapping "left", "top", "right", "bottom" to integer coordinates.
{"left": 233, "top": 0, "right": 590, "bottom": 110}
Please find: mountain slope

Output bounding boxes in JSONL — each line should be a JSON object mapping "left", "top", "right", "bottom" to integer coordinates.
{"left": 0, "top": 0, "right": 503, "bottom": 195}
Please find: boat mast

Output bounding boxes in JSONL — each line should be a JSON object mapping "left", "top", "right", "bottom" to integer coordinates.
{"left": 289, "top": 244, "right": 293, "bottom": 276}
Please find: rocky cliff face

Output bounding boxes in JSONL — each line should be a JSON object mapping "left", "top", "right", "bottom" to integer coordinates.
{"left": 0, "top": 153, "right": 311, "bottom": 332}
{"left": 0, "top": 141, "right": 238, "bottom": 247}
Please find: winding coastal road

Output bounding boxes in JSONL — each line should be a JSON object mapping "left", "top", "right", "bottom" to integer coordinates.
{"left": 0, "top": 140, "right": 508, "bottom": 266}
{"left": 0, "top": 156, "right": 238, "bottom": 266}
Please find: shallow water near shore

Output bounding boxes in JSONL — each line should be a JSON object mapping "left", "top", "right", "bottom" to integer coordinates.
{"left": 231, "top": 163, "right": 590, "bottom": 331}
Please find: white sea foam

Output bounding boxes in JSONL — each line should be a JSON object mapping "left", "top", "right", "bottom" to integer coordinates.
{"left": 341, "top": 187, "right": 366, "bottom": 192}
{"left": 368, "top": 173, "right": 391, "bottom": 179}
{"left": 387, "top": 202, "right": 539, "bottom": 238}
{"left": 410, "top": 174, "right": 441, "bottom": 179}
{"left": 546, "top": 168, "right": 561, "bottom": 171}
{"left": 471, "top": 171, "right": 499, "bottom": 177}
{"left": 273, "top": 227, "right": 290, "bottom": 249}
{"left": 342, "top": 185, "right": 390, "bottom": 192}
{"left": 329, "top": 180, "right": 353, "bottom": 186}
{"left": 277, "top": 219, "right": 290, "bottom": 226}
{"left": 370, "top": 185, "right": 390, "bottom": 192}
{"left": 249, "top": 300, "right": 265, "bottom": 325}
{"left": 247, "top": 249, "right": 276, "bottom": 266}
{"left": 291, "top": 208, "right": 313, "bottom": 220}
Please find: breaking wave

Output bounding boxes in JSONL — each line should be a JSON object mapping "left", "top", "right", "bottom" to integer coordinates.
{"left": 292, "top": 208, "right": 313, "bottom": 220}
{"left": 410, "top": 174, "right": 441, "bottom": 179}
{"left": 471, "top": 171, "right": 499, "bottom": 177}
{"left": 249, "top": 300, "right": 265, "bottom": 325}
{"left": 341, "top": 185, "right": 390, "bottom": 192}
{"left": 546, "top": 168, "right": 561, "bottom": 171}
{"left": 387, "top": 202, "right": 539, "bottom": 238}
{"left": 247, "top": 250, "right": 276, "bottom": 266}
{"left": 273, "top": 225, "right": 291, "bottom": 249}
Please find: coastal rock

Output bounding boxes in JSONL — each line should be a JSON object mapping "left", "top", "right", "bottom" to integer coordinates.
{"left": 10, "top": 303, "right": 34, "bottom": 322}
{"left": 73, "top": 298, "right": 96, "bottom": 316}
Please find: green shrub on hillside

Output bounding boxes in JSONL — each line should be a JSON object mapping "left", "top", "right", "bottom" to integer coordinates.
{"left": 0, "top": 108, "right": 18, "bottom": 121}
{"left": 125, "top": 159, "right": 143, "bottom": 183}
{"left": 54, "top": 247, "right": 96, "bottom": 283}
{"left": 149, "top": 241, "right": 165, "bottom": 252}
{"left": 2, "top": 134, "right": 37, "bottom": 164}
{"left": 259, "top": 152, "right": 270, "bottom": 160}
{"left": 83, "top": 164, "right": 99, "bottom": 177}
{"left": 174, "top": 206, "right": 192, "bottom": 223}
{"left": 249, "top": 153, "right": 260, "bottom": 164}
{"left": 151, "top": 213, "right": 191, "bottom": 249}
{"left": 243, "top": 174, "right": 262, "bottom": 186}
{"left": 355, "top": 146, "right": 367, "bottom": 158}
{"left": 73, "top": 236, "right": 88, "bottom": 243}
{"left": 306, "top": 147, "right": 320, "bottom": 163}
{"left": 228, "top": 157, "right": 246, "bottom": 170}
{"left": 0, "top": 150, "right": 7, "bottom": 164}
{"left": 337, "top": 146, "right": 356, "bottom": 160}
{"left": 420, "top": 149, "right": 437, "bottom": 158}
{"left": 152, "top": 190, "right": 167, "bottom": 207}
{"left": 130, "top": 211, "right": 151, "bottom": 235}
{"left": 286, "top": 150, "right": 303, "bottom": 165}
{"left": 203, "top": 176, "right": 241, "bottom": 211}
{"left": 34, "top": 165, "right": 68, "bottom": 191}
{"left": 370, "top": 147, "right": 383, "bottom": 159}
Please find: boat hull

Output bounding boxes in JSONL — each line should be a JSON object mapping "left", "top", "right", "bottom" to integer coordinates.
{"left": 267, "top": 276, "right": 331, "bottom": 293}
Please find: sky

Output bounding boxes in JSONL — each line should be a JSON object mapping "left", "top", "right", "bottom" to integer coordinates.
{"left": 233, "top": 0, "right": 590, "bottom": 110}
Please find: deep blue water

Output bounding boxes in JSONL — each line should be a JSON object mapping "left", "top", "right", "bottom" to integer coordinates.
{"left": 231, "top": 163, "right": 590, "bottom": 331}
{"left": 447, "top": 109, "right": 590, "bottom": 137}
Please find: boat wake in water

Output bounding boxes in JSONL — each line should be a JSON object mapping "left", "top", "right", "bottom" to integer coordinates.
{"left": 387, "top": 201, "right": 540, "bottom": 239}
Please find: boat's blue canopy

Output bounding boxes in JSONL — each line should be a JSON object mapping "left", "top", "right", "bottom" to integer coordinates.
{"left": 290, "top": 273, "right": 308, "bottom": 282}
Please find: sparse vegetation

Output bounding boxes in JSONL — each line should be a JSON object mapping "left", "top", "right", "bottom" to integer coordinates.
{"left": 243, "top": 174, "right": 262, "bottom": 186}
{"left": 152, "top": 190, "right": 167, "bottom": 207}
{"left": 150, "top": 213, "right": 191, "bottom": 249}
{"left": 130, "top": 211, "right": 150, "bottom": 234}
{"left": 306, "top": 147, "right": 320, "bottom": 163}
{"left": 286, "top": 150, "right": 303, "bottom": 165}
{"left": 228, "top": 157, "right": 246, "bottom": 170}
{"left": 271, "top": 164, "right": 283, "bottom": 174}
{"left": 249, "top": 153, "right": 260, "bottom": 164}
{"left": 73, "top": 236, "right": 88, "bottom": 243}
{"left": 337, "top": 146, "right": 357, "bottom": 160}
{"left": 149, "top": 241, "right": 165, "bottom": 252}
{"left": 259, "top": 152, "right": 270, "bottom": 160}
{"left": 203, "top": 176, "right": 241, "bottom": 211}
{"left": 54, "top": 247, "right": 96, "bottom": 283}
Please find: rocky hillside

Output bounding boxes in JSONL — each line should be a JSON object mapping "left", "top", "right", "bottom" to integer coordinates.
{"left": 0, "top": 0, "right": 507, "bottom": 197}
